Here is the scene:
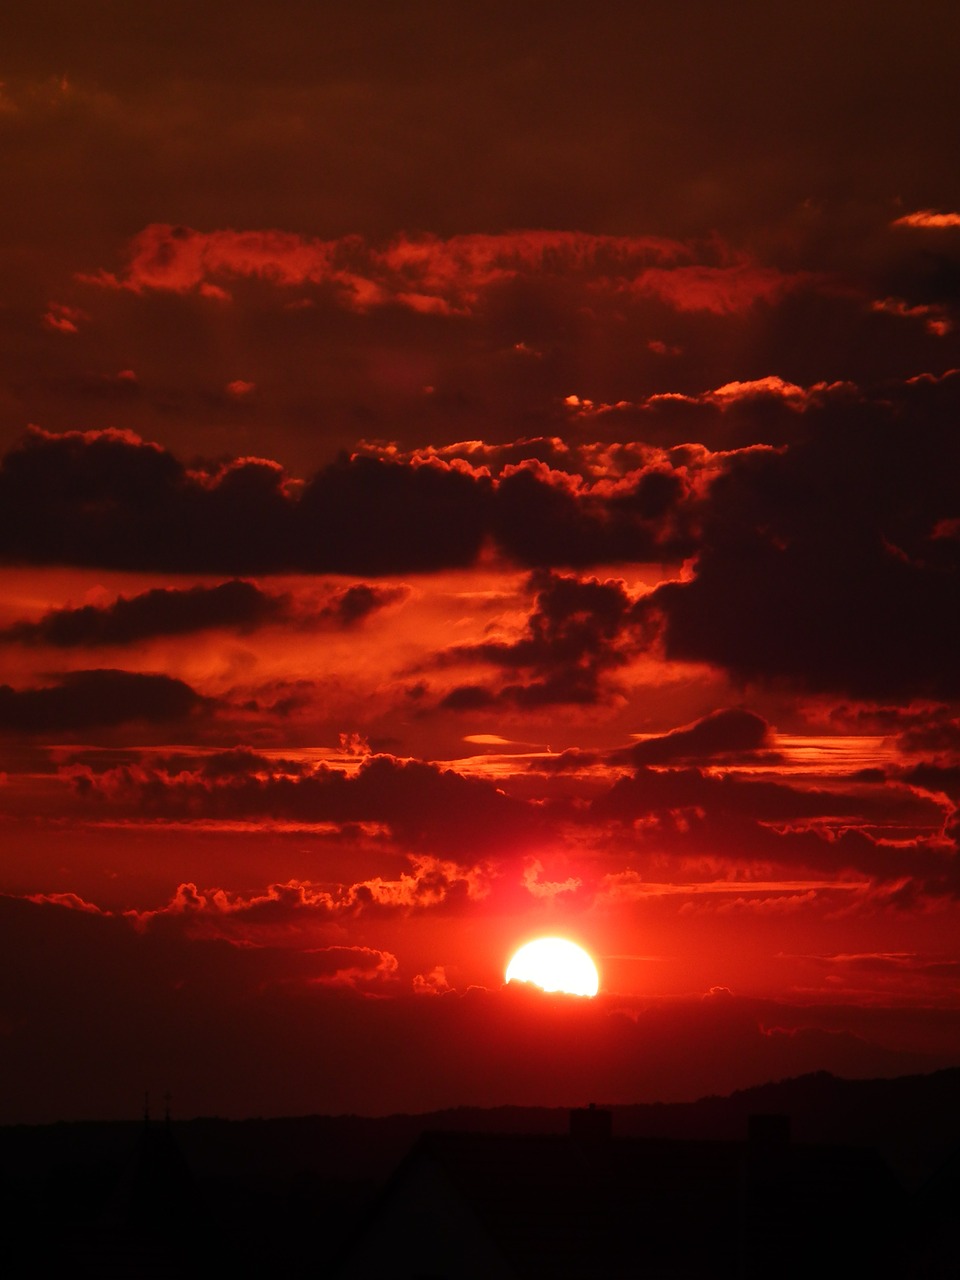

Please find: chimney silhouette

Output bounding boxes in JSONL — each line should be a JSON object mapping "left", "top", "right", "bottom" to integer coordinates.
{"left": 569, "top": 1102, "right": 612, "bottom": 1142}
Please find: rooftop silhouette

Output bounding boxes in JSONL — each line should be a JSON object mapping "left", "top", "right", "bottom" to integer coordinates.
{"left": 334, "top": 1107, "right": 906, "bottom": 1279}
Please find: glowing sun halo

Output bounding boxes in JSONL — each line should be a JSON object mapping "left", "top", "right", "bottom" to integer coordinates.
{"left": 505, "top": 937, "right": 600, "bottom": 997}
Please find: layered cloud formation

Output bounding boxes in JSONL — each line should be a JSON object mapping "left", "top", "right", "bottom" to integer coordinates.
{"left": 1, "top": 0, "right": 959, "bottom": 1123}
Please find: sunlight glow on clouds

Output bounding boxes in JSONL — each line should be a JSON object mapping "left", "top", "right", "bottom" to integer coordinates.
{"left": 1, "top": 0, "right": 959, "bottom": 1123}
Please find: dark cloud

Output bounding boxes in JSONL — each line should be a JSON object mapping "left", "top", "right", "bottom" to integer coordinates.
{"left": 317, "top": 582, "right": 408, "bottom": 627}
{"left": 1, "top": 578, "right": 406, "bottom": 647}
{"left": 642, "top": 375, "right": 960, "bottom": 699}
{"left": 58, "top": 735, "right": 956, "bottom": 898}
{"left": 69, "top": 751, "right": 540, "bottom": 856}
{"left": 598, "top": 805, "right": 957, "bottom": 898}
{"left": 0, "top": 427, "right": 703, "bottom": 574}
{"left": 0, "top": 669, "right": 204, "bottom": 733}
{"left": 439, "top": 684, "right": 499, "bottom": 711}
{"left": 582, "top": 741, "right": 956, "bottom": 897}
{"left": 0, "top": 429, "right": 489, "bottom": 574}
{"left": 2, "top": 580, "right": 284, "bottom": 647}
{"left": 0, "top": 428, "right": 296, "bottom": 573}
{"left": 897, "top": 716, "right": 960, "bottom": 761}
{"left": 564, "top": 377, "right": 861, "bottom": 453}
{"left": 10, "top": 212, "right": 956, "bottom": 474}
{"left": 900, "top": 763, "right": 960, "bottom": 803}
{"left": 544, "top": 708, "right": 777, "bottom": 772}
{"left": 440, "top": 570, "right": 647, "bottom": 707}
{"left": 491, "top": 462, "right": 696, "bottom": 567}
{"left": 592, "top": 766, "right": 940, "bottom": 831}
{"left": 623, "top": 708, "right": 775, "bottom": 766}
{"left": 297, "top": 453, "right": 490, "bottom": 574}
{"left": 5, "top": 376, "right": 956, "bottom": 675}
{"left": 150, "top": 746, "right": 311, "bottom": 780}
{"left": 804, "top": 950, "right": 960, "bottom": 979}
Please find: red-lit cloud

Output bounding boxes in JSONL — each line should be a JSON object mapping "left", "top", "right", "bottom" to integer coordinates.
{"left": 42, "top": 302, "right": 87, "bottom": 334}
{"left": 83, "top": 225, "right": 697, "bottom": 313}
{"left": 1, "top": 1, "right": 960, "bottom": 1126}
{"left": 892, "top": 210, "right": 960, "bottom": 229}
{"left": 627, "top": 262, "right": 810, "bottom": 314}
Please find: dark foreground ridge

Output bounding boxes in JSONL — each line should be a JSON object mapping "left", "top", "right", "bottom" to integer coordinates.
{"left": 1, "top": 1067, "right": 958, "bottom": 1277}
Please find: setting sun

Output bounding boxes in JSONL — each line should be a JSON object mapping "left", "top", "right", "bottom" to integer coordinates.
{"left": 506, "top": 937, "right": 600, "bottom": 997}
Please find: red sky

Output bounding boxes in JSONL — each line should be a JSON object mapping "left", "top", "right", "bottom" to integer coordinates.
{"left": 1, "top": 0, "right": 959, "bottom": 1123}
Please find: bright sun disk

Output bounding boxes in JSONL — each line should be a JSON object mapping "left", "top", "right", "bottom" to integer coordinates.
{"left": 505, "top": 936, "right": 600, "bottom": 997}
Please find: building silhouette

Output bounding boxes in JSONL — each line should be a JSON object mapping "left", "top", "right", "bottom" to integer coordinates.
{"left": 334, "top": 1107, "right": 905, "bottom": 1278}
{"left": 76, "top": 1096, "right": 202, "bottom": 1278}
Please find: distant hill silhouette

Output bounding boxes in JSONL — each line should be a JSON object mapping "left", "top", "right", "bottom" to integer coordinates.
{"left": 612, "top": 1066, "right": 960, "bottom": 1184}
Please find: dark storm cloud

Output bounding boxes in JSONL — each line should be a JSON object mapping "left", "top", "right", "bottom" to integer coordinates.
{"left": 298, "top": 452, "right": 491, "bottom": 574}
{"left": 0, "top": 428, "right": 298, "bottom": 573}
{"left": 2, "top": 580, "right": 285, "bottom": 647}
{"left": 68, "top": 751, "right": 540, "bottom": 856}
{"left": 1, "top": 579, "right": 405, "bottom": 647}
{"left": 580, "top": 720, "right": 957, "bottom": 895}
{"left": 491, "top": 462, "right": 696, "bottom": 567}
{"left": 900, "top": 763, "right": 960, "bottom": 803}
{"left": 2, "top": 358, "right": 958, "bottom": 704}
{"left": 127, "top": 746, "right": 311, "bottom": 780}
{"left": 543, "top": 708, "right": 777, "bottom": 771}
{"left": 59, "top": 738, "right": 956, "bottom": 898}
{"left": 301, "top": 445, "right": 699, "bottom": 573}
{"left": 440, "top": 570, "right": 647, "bottom": 707}
{"left": 641, "top": 374, "right": 960, "bottom": 699}
{"left": 597, "top": 804, "right": 958, "bottom": 900}
{"left": 317, "top": 582, "right": 409, "bottom": 627}
{"left": 897, "top": 716, "right": 960, "bottom": 761}
{"left": 592, "top": 766, "right": 941, "bottom": 830}
{"left": 0, "top": 427, "right": 699, "bottom": 574}
{"left": 0, "top": 427, "right": 489, "bottom": 574}
{"left": 623, "top": 709, "right": 775, "bottom": 766}
{"left": 0, "top": 669, "right": 204, "bottom": 732}
{"left": 5, "top": 366, "right": 957, "bottom": 702}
